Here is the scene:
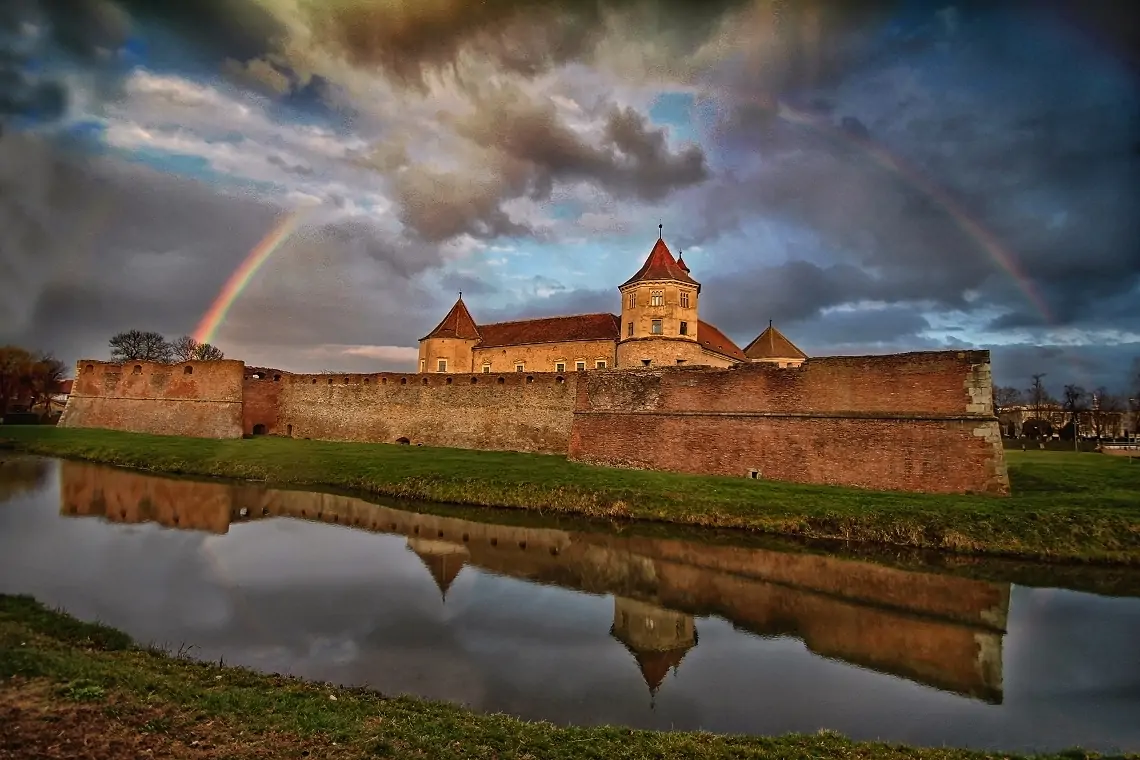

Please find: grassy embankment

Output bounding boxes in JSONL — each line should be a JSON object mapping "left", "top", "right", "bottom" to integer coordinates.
{"left": 1, "top": 595, "right": 1129, "bottom": 760}
{"left": 1, "top": 426, "right": 1138, "bottom": 564}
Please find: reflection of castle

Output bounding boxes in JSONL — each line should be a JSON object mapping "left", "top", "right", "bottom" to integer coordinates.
{"left": 59, "top": 460, "right": 1011, "bottom": 703}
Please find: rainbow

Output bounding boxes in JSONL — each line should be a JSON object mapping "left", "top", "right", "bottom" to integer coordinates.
{"left": 775, "top": 102, "right": 1053, "bottom": 323}
{"left": 192, "top": 209, "right": 309, "bottom": 345}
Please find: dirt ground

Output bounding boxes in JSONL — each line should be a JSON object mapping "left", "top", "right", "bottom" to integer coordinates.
{"left": 0, "top": 679, "right": 352, "bottom": 760}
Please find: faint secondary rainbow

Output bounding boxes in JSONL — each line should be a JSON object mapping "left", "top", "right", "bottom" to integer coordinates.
{"left": 775, "top": 102, "right": 1054, "bottom": 323}
{"left": 192, "top": 208, "right": 310, "bottom": 345}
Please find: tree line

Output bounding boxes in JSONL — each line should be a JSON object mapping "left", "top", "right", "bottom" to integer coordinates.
{"left": 107, "top": 331, "right": 225, "bottom": 364}
{"left": 991, "top": 358, "right": 1140, "bottom": 440}
{"left": 0, "top": 346, "right": 68, "bottom": 418}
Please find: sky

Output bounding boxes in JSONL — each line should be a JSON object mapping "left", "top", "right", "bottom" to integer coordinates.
{"left": 0, "top": 0, "right": 1137, "bottom": 395}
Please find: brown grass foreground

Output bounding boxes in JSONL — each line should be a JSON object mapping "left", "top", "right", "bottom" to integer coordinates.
{"left": 1, "top": 426, "right": 1139, "bottom": 564}
{"left": 1, "top": 595, "right": 1131, "bottom": 760}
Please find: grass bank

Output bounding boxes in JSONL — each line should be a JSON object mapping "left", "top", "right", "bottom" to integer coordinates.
{"left": 0, "top": 595, "right": 1127, "bottom": 760}
{"left": 2, "top": 426, "right": 1139, "bottom": 565}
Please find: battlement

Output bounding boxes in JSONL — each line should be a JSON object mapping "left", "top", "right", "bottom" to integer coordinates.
{"left": 58, "top": 350, "right": 1008, "bottom": 494}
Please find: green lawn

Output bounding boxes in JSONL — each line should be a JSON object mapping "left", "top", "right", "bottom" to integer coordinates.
{"left": 1, "top": 426, "right": 1138, "bottom": 564}
{"left": 0, "top": 595, "right": 1128, "bottom": 760}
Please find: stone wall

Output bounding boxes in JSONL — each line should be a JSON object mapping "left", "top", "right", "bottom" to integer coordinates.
{"left": 278, "top": 370, "right": 579, "bottom": 453}
{"left": 472, "top": 339, "right": 616, "bottom": 373}
{"left": 616, "top": 336, "right": 734, "bottom": 369}
{"left": 59, "top": 359, "right": 244, "bottom": 439}
{"left": 243, "top": 374, "right": 282, "bottom": 436}
{"left": 568, "top": 351, "right": 1009, "bottom": 495}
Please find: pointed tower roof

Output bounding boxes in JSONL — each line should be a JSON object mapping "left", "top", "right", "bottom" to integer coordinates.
{"left": 743, "top": 321, "right": 807, "bottom": 361}
{"left": 407, "top": 539, "right": 469, "bottom": 599}
{"left": 676, "top": 250, "right": 690, "bottom": 273}
{"left": 620, "top": 235, "right": 699, "bottom": 289}
{"left": 419, "top": 296, "right": 481, "bottom": 342}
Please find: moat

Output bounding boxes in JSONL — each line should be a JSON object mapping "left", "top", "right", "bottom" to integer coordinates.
{"left": 1, "top": 457, "right": 1138, "bottom": 754}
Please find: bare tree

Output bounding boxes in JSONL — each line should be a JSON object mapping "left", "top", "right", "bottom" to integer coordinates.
{"left": 108, "top": 330, "right": 173, "bottom": 363}
{"left": 1062, "top": 384, "right": 1087, "bottom": 447}
{"left": 0, "top": 345, "right": 33, "bottom": 416}
{"left": 1090, "top": 387, "right": 1123, "bottom": 441}
{"left": 993, "top": 385, "right": 1022, "bottom": 413}
{"left": 171, "top": 336, "right": 225, "bottom": 362}
{"left": 1025, "top": 374, "right": 1050, "bottom": 439}
{"left": 25, "top": 353, "right": 68, "bottom": 417}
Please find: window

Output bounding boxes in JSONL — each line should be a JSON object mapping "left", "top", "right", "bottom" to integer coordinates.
{"left": 627, "top": 322, "right": 634, "bottom": 337}
{"left": 641, "top": 359, "right": 651, "bottom": 366}
{"left": 482, "top": 364, "right": 491, "bottom": 373}
{"left": 680, "top": 291, "right": 690, "bottom": 308}
{"left": 651, "top": 290, "right": 664, "bottom": 306}
{"left": 627, "top": 292, "right": 636, "bottom": 308}
{"left": 555, "top": 362, "right": 566, "bottom": 373}
{"left": 420, "top": 360, "right": 425, "bottom": 372}
{"left": 515, "top": 364, "right": 525, "bottom": 372}
{"left": 679, "top": 320, "right": 688, "bottom": 335}
{"left": 651, "top": 319, "right": 662, "bottom": 334}
{"left": 184, "top": 366, "right": 193, "bottom": 375}
{"left": 595, "top": 360, "right": 607, "bottom": 369}
{"left": 575, "top": 361, "right": 586, "bottom": 371}
{"left": 676, "top": 359, "right": 686, "bottom": 364}
{"left": 437, "top": 359, "right": 447, "bottom": 372}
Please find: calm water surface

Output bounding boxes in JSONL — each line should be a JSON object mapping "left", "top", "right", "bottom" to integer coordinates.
{"left": 1, "top": 457, "right": 1138, "bottom": 754}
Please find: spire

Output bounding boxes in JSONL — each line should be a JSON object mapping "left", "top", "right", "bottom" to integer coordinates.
{"left": 419, "top": 295, "right": 481, "bottom": 342}
{"left": 620, "top": 235, "right": 699, "bottom": 289}
{"left": 676, "top": 250, "right": 690, "bottom": 274}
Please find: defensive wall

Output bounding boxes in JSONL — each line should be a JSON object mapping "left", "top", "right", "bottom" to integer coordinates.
{"left": 59, "top": 359, "right": 244, "bottom": 439}
{"left": 60, "top": 350, "right": 1009, "bottom": 494}
{"left": 59, "top": 460, "right": 1010, "bottom": 701}
{"left": 570, "top": 351, "right": 1009, "bottom": 494}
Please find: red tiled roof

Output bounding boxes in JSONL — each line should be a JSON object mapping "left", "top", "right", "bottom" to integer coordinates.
{"left": 743, "top": 323, "right": 807, "bottom": 360}
{"left": 421, "top": 297, "right": 481, "bottom": 341}
{"left": 697, "top": 320, "right": 747, "bottom": 361}
{"left": 476, "top": 313, "right": 620, "bottom": 348}
{"left": 620, "top": 237, "right": 699, "bottom": 288}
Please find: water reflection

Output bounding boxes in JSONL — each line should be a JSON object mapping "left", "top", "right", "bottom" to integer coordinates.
{"left": 56, "top": 459, "right": 1010, "bottom": 703}
{"left": 1, "top": 458, "right": 1138, "bottom": 753}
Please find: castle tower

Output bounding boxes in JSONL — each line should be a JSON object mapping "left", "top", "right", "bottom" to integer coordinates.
{"left": 616, "top": 230, "right": 703, "bottom": 368}
{"left": 743, "top": 320, "right": 808, "bottom": 368}
{"left": 610, "top": 596, "right": 697, "bottom": 703}
{"left": 418, "top": 295, "right": 481, "bottom": 373}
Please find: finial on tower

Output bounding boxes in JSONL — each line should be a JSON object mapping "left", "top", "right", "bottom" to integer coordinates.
{"left": 459, "top": 290, "right": 463, "bottom": 300}
{"left": 658, "top": 222, "right": 663, "bottom": 240}
{"left": 769, "top": 319, "right": 773, "bottom": 328}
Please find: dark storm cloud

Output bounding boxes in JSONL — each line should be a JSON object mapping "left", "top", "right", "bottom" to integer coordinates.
{"left": 399, "top": 95, "right": 709, "bottom": 243}
{"left": 695, "top": 2, "right": 1140, "bottom": 335}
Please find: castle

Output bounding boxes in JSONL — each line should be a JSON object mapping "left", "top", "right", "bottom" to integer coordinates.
{"left": 417, "top": 233, "right": 807, "bottom": 375}
{"left": 58, "top": 235, "right": 1011, "bottom": 496}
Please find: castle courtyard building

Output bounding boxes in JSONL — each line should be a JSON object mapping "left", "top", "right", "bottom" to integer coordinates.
{"left": 418, "top": 234, "right": 806, "bottom": 373}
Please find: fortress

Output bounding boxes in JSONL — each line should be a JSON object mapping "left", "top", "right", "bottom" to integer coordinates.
{"left": 59, "top": 235, "right": 1010, "bottom": 495}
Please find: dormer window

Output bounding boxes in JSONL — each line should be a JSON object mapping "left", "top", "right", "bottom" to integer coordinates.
{"left": 651, "top": 290, "right": 664, "bottom": 306}
{"left": 680, "top": 291, "right": 690, "bottom": 308}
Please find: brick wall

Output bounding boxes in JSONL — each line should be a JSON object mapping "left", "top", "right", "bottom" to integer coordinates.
{"left": 59, "top": 359, "right": 244, "bottom": 439}
{"left": 616, "top": 337, "right": 735, "bottom": 369}
{"left": 278, "top": 370, "right": 579, "bottom": 453}
{"left": 243, "top": 375, "right": 282, "bottom": 436}
{"left": 569, "top": 351, "right": 1009, "bottom": 495}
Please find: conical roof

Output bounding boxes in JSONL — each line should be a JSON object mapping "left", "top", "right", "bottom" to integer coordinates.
{"left": 420, "top": 296, "right": 481, "bottom": 342}
{"left": 620, "top": 236, "right": 699, "bottom": 289}
{"left": 407, "top": 539, "right": 469, "bottom": 598}
{"left": 743, "top": 321, "right": 807, "bottom": 360}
